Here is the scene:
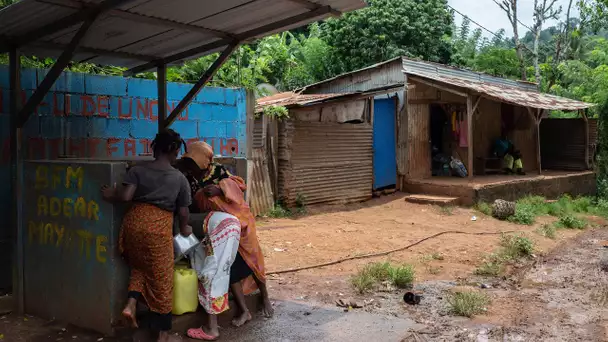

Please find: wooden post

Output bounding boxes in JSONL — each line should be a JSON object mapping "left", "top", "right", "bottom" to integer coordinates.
{"left": 466, "top": 95, "right": 474, "bottom": 178}
{"left": 157, "top": 64, "right": 167, "bottom": 132}
{"left": 581, "top": 109, "right": 590, "bottom": 169}
{"left": 536, "top": 109, "right": 543, "bottom": 175}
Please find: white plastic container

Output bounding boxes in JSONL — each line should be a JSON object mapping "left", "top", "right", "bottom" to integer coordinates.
{"left": 173, "top": 234, "right": 200, "bottom": 262}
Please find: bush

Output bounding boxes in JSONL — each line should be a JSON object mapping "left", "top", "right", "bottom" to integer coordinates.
{"left": 447, "top": 291, "right": 490, "bottom": 317}
{"left": 474, "top": 258, "right": 503, "bottom": 276}
{"left": 500, "top": 233, "right": 535, "bottom": 259}
{"left": 266, "top": 205, "right": 292, "bottom": 218}
{"left": 557, "top": 215, "right": 587, "bottom": 229}
{"left": 508, "top": 205, "right": 536, "bottom": 225}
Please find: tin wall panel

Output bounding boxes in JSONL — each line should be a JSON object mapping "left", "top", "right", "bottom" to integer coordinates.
{"left": 278, "top": 120, "right": 373, "bottom": 206}
{"left": 247, "top": 148, "right": 274, "bottom": 216}
{"left": 304, "top": 58, "right": 404, "bottom": 94}
{"left": 541, "top": 118, "right": 591, "bottom": 171}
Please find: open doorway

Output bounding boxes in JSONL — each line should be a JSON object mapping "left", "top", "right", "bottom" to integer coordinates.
{"left": 429, "top": 104, "right": 468, "bottom": 177}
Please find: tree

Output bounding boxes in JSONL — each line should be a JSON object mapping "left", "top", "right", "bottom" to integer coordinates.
{"left": 319, "top": 0, "right": 453, "bottom": 73}
{"left": 498, "top": 0, "right": 528, "bottom": 80}
{"left": 531, "top": 0, "right": 562, "bottom": 87}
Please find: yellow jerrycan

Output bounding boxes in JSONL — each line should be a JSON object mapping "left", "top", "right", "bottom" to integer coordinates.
{"left": 172, "top": 267, "right": 198, "bottom": 315}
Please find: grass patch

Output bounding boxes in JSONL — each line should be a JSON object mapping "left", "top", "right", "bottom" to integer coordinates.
{"left": 504, "top": 195, "right": 602, "bottom": 225}
{"left": 351, "top": 262, "right": 415, "bottom": 293}
{"left": 508, "top": 204, "right": 536, "bottom": 225}
{"left": 536, "top": 224, "right": 557, "bottom": 239}
{"left": 474, "top": 233, "right": 535, "bottom": 277}
{"left": 474, "top": 257, "right": 503, "bottom": 276}
{"left": 389, "top": 264, "right": 415, "bottom": 288}
{"left": 265, "top": 204, "right": 292, "bottom": 218}
{"left": 500, "top": 233, "right": 535, "bottom": 259}
{"left": 556, "top": 214, "right": 588, "bottom": 229}
{"left": 447, "top": 291, "right": 491, "bottom": 317}
{"left": 475, "top": 202, "right": 492, "bottom": 216}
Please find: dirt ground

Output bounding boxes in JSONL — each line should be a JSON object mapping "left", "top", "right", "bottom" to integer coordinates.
{"left": 259, "top": 194, "right": 585, "bottom": 305}
{"left": 1, "top": 194, "right": 606, "bottom": 341}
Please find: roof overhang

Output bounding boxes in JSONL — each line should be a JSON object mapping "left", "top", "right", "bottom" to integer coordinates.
{"left": 0, "top": 0, "right": 366, "bottom": 73}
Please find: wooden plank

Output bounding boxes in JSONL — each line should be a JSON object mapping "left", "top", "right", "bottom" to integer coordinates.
{"left": 409, "top": 76, "right": 468, "bottom": 98}
{"left": 466, "top": 95, "right": 474, "bottom": 178}
{"left": 581, "top": 109, "right": 590, "bottom": 169}
{"left": 536, "top": 108, "right": 543, "bottom": 175}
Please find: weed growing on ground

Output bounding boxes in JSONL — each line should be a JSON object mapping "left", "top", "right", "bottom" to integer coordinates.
{"left": 508, "top": 204, "right": 536, "bottom": 225}
{"left": 474, "top": 257, "right": 503, "bottom": 276}
{"left": 426, "top": 265, "right": 442, "bottom": 275}
{"left": 266, "top": 204, "right": 292, "bottom": 218}
{"left": 389, "top": 264, "right": 415, "bottom": 288}
{"left": 351, "top": 272, "right": 376, "bottom": 294}
{"left": 500, "top": 233, "right": 535, "bottom": 259}
{"left": 556, "top": 214, "right": 588, "bottom": 229}
{"left": 536, "top": 224, "right": 557, "bottom": 239}
{"left": 475, "top": 202, "right": 492, "bottom": 216}
{"left": 447, "top": 291, "right": 490, "bottom": 317}
{"left": 506, "top": 195, "right": 602, "bottom": 226}
{"left": 475, "top": 233, "right": 535, "bottom": 276}
{"left": 351, "top": 262, "right": 415, "bottom": 293}
{"left": 438, "top": 206, "right": 454, "bottom": 215}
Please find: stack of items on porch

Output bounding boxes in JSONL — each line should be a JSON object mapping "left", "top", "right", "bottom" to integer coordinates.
{"left": 431, "top": 104, "right": 468, "bottom": 178}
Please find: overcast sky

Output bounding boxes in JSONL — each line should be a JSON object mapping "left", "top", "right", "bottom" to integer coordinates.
{"left": 448, "top": 0, "right": 579, "bottom": 37}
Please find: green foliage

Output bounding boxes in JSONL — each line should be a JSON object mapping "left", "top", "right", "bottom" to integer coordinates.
{"left": 474, "top": 256, "right": 504, "bottom": 276}
{"left": 351, "top": 262, "right": 415, "bottom": 293}
{"left": 320, "top": 0, "right": 453, "bottom": 73}
{"left": 537, "top": 224, "right": 557, "bottom": 239}
{"left": 556, "top": 214, "right": 588, "bottom": 229}
{"left": 265, "top": 204, "right": 292, "bottom": 218}
{"left": 447, "top": 291, "right": 490, "bottom": 317}
{"left": 475, "top": 202, "right": 493, "bottom": 216}
{"left": 508, "top": 204, "right": 537, "bottom": 225}
{"left": 261, "top": 105, "right": 289, "bottom": 120}
{"left": 499, "top": 233, "right": 535, "bottom": 259}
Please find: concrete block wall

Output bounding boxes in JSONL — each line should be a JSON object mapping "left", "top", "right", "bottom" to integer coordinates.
{"left": 0, "top": 66, "right": 248, "bottom": 292}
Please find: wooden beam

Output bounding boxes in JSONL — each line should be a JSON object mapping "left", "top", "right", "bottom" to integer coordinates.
{"left": 163, "top": 43, "right": 238, "bottom": 129}
{"left": 17, "top": 16, "right": 97, "bottom": 127}
{"left": 466, "top": 95, "right": 474, "bottom": 178}
{"left": 472, "top": 96, "right": 482, "bottom": 113}
{"left": 581, "top": 109, "right": 590, "bottom": 169}
{"left": 408, "top": 76, "right": 468, "bottom": 98}
{"left": 0, "top": 0, "right": 134, "bottom": 53}
{"left": 9, "top": 47, "right": 24, "bottom": 314}
{"left": 157, "top": 64, "right": 167, "bottom": 132}
{"left": 536, "top": 108, "right": 543, "bottom": 175}
{"left": 125, "top": 6, "right": 335, "bottom": 75}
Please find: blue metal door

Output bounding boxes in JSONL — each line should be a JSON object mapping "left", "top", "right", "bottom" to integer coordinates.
{"left": 373, "top": 98, "right": 397, "bottom": 189}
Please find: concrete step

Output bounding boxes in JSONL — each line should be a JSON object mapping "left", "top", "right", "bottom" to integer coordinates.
{"left": 404, "top": 194, "right": 460, "bottom": 206}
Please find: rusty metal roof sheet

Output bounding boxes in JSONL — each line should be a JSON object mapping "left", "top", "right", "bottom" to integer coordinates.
{"left": 0, "top": 0, "right": 365, "bottom": 71}
{"left": 256, "top": 91, "right": 353, "bottom": 112}
{"left": 402, "top": 58, "right": 593, "bottom": 111}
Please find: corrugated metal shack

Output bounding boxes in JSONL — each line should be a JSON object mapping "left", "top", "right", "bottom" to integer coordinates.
{"left": 299, "top": 57, "right": 595, "bottom": 196}
{"left": 255, "top": 92, "right": 377, "bottom": 206}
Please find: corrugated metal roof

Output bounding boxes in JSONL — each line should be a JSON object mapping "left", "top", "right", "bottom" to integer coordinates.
{"left": 0, "top": 0, "right": 365, "bottom": 70}
{"left": 402, "top": 58, "right": 593, "bottom": 111}
{"left": 256, "top": 91, "right": 354, "bottom": 112}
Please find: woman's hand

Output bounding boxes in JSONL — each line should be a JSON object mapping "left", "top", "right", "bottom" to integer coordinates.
{"left": 203, "top": 185, "right": 222, "bottom": 198}
{"left": 101, "top": 183, "right": 116, "bottom": 202}
{"left": 180, "top": 225, "right": 193, "bottom": 237}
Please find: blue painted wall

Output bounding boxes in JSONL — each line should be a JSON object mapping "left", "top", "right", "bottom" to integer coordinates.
{"left": 0, "top": 67, "right": 248, "bottom": 291}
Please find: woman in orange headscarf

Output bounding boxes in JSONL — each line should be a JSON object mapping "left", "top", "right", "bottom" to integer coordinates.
{"left": 179, "top": 142, "right": 273, "bottom": 340}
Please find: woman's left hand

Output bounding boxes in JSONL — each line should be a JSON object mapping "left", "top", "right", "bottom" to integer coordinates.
{"left": 203, "top": 185, "right": 222, "bottom": 197}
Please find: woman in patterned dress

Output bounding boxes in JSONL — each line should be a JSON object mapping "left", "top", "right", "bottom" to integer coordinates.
{"left": 102, "top": 129, "right": 192, "bottom": 342}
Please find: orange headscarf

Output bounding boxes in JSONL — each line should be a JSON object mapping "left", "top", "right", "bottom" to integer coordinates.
{"left": 182, "top": 141, "right": 214, "bottom": 171}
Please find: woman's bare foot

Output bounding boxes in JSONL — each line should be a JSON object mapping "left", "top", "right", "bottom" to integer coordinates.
{"left": 121, "top": 300, "right": 138, "bottom": 328}
{"left": 262, "top": 298, "right": 274, "bottom": 318}
{"left": 231, "top": 310, "right": 252, "bottom": 327}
